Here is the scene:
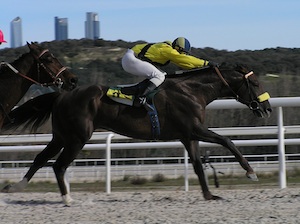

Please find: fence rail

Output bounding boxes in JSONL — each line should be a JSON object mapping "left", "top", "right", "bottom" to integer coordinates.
{"left": 0, "top": 97, "right": 300, "bottom": 193}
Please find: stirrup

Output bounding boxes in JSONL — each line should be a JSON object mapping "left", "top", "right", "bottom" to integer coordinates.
{"left": 133, "top": 96, "right": 145, "bottom": 107}
{"left": 140, "top": 97, "right": 154, "bottom": 111}
{"left": 133, "top": 97, "right": 154, "bottom": 111}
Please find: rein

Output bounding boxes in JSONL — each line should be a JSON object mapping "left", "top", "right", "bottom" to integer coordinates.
{"left": 1, "top": 62, "right": 42, "bottom": 86}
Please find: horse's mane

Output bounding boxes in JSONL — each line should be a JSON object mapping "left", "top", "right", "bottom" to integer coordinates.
{"left": 166, "top": 66, "right": 211, "bottom": 78}
{"left": 0, "top": 52, "right": 30, "bottom": 74}
{"left": 11, "top": 52, "right": 30, "bottom": 65}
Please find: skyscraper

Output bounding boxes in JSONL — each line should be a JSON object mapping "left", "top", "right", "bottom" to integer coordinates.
{"left": 85, "top": 12, "right": 100, "bottom": 40}
{"left": 55, "top": 17, "right": 68, "bottom": 41}
{"left": 10, "top": 17, "right": 22, "bottom": 48}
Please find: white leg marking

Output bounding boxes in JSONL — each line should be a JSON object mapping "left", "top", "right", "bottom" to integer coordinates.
{"left": 62, "top": 170, "right": 73, "bottom": 205}
{"left": 62, "top": 194, "right": 74, "bottom": 206}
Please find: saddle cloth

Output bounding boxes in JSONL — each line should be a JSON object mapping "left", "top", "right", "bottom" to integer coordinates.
{"left": 106, "top": 85, "right": 161, "bottom": 139}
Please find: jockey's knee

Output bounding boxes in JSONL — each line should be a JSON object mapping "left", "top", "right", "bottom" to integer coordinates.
{"left": 149, "top": 73, "right": 165, "bottom": 87}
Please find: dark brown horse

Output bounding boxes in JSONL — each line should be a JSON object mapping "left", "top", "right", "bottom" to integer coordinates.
{"left": 0, "top": 42, "right": 77, "bottom": 128}
{"left": 2, "top": 65, "right": 272, "bottom": 205}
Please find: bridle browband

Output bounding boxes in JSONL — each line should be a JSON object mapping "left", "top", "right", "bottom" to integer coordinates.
{"left": 214, "top": 67, "right": 270, "bottom": 111}
{"left": 1, "top": 48, "right": 67, "bottom": 88}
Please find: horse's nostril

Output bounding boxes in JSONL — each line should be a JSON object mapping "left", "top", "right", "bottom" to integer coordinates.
{"left": 267, "top": 108, "right": 272, "bottom": 113}
{"left": 70, "top": 78, "right": 78, "bottom": 85}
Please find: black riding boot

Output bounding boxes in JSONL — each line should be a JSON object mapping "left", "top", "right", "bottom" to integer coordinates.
{"left": 133, "top": 81, "right": 157, "bottom": 110}
{"left": 120, "top": 79, "right": 149, "bottom": 95}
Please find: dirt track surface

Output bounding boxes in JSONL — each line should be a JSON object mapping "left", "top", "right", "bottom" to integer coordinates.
{"left": 0, "top": 188, "right": 300, "bottom": 224}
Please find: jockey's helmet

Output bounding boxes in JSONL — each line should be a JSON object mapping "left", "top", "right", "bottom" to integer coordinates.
{"left": 172, "top": 37, "right": 191, "bottom": 54}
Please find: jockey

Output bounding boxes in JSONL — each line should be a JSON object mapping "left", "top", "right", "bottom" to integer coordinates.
{"left": 0, "top": 30, "right": 7, "bottom": 45}
{"left": 121, "top": 37, "right": 218, "bottom": 107}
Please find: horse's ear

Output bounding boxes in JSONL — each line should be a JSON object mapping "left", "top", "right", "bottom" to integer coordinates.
{"left": 235, "top": 64, "right": 249, "bottom": 74}
{"left": 27, "top": 42, "right": 32, "bottom": 49}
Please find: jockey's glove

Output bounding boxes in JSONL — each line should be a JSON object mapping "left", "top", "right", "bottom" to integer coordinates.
{"left": 208, "top": 61, "right": 219, "bottom": 68}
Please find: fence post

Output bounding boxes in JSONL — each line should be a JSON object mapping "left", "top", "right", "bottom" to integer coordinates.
{"left": 106, "top": 133, "right": 114, "bottom": 194}
{"left": 277, "top": 107, "right": 287, "bottom": 189}
{"left": 184, "top": 149, "right": 189, "bottom": 191}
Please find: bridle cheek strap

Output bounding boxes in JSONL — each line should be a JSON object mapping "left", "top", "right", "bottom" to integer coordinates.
{"left": 257, "top": 92, "right": 270, "bottom": 102}
{"left": 244, "top": 71, "right": 270, "bottom": 103}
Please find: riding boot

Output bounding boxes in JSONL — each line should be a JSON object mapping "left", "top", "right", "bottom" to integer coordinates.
{"left": 121, "top": 79, "right": 149, "bottom": 95}
{"left": 133, "top": 81, "right": 157, "bottom": 111}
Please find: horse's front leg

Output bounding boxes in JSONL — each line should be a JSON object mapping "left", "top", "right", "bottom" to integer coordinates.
{"left": 182, "top": 140, "right": 222, "bottom": 200}
{"left": 2, "top": 139, "right": 63, "bottom": 193}
{"left": 194, "top": 128, "right": 258, "bottom": 181}
{"left": 53, "top": 142, "right": 84, "bottom": 206}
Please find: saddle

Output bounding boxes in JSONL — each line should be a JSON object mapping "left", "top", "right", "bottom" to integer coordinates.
{"left": 106, "top": 84, "right": 160, "bottom": 139}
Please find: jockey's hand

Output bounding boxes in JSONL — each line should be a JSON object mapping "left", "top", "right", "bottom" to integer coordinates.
{"left": 208, "top": 61, "right": 219, "bottom": 68}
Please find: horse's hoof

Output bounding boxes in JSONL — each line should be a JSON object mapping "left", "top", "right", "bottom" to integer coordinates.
{"left": 246, "top": 172, "right": 259, "bottom": 181}
{"left": 62, "top": 194, "right": 74, "bottom": 206}
{"left": 210, "top": 195, "right": 223, "bottom": 200}
{"left": 1, "top": 184, "right": 13, "bottom": 193}
{"left": 204, "top": 192, "right": 223, "bottom": 200}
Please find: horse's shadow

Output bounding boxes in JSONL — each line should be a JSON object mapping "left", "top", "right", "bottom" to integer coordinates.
{"left": 4, "top": 199, "right": 62, "bottom": 206}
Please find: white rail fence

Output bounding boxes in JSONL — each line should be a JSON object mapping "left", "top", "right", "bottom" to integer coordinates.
{"left": 0, "top": 97, "right": 299, "bottom": 193}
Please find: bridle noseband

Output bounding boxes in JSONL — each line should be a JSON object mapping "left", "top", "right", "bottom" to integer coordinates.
{"left": 214, "top": 67, "right": 270, "bottom": 111}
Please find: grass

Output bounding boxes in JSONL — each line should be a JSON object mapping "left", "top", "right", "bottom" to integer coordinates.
{"left": 3, "top": 170, "right": 300, "bottom": 193}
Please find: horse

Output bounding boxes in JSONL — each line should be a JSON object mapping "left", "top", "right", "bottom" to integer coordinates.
{"left": 2, "top": 64, "right": 272, "bottom": 205}
{"left": 0, "top": 42, "right": 77, "bottom": 128}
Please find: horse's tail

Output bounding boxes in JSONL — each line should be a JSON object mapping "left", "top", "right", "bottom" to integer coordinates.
{"left": 3, "top": 92, "right": 61, "bottom": 133}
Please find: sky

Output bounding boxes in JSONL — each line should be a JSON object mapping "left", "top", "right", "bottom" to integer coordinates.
{"left": 0, "top": 0, "right": 299, "bottom": 51}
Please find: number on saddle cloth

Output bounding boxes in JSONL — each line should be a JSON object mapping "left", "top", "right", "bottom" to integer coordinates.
{"left": 106, "top": 87, "right": 134, "bottom": 106}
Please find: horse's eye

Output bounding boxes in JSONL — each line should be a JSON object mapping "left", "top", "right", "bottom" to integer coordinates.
{"left": 42, "top": 54, "right": 53, "bottom": 63}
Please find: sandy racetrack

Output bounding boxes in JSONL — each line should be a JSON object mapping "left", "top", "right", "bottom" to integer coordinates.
{"left": 0, "top": 188, "right": 300, "bottom": 224}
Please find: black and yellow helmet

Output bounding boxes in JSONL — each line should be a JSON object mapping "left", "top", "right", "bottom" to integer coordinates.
{"left": 172, "top": 37, "right": 191, "bottom": 54}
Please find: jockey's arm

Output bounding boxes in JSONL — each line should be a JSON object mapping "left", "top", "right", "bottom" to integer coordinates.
{"left": 164, "top": 49, "right": 209, "bottom": 70}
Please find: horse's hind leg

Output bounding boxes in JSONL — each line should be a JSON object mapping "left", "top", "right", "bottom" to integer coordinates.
{"left": 1, "top": 138, "right": 63, "bottom": 193}
{"left": 182, "top": 140, "right": 221, "bottom": 200}
{"left": 52, "top": 143, "right": 84, "bottom": 205}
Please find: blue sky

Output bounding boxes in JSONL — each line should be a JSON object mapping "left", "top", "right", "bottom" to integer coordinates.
{"left": 0, "top": 0, "right": 299, "bottom": 51}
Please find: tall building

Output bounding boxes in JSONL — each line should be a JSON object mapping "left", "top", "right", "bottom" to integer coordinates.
{"left": 55, "top": 17, "right": 68, "bottom": 41}
{"left": 85, "top": 12, "right": 100, "bottom": 40}
{"left": 10, "top": 17, "right": 22, "bottom": 48}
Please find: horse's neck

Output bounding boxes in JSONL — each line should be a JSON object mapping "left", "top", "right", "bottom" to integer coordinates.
{"left": 12, "top": 53, "right": 35, "bottom": 76}
{"left": 166, "top": 70, "right": 236, "bottom": 105}
{"left": 0, "top": 54, "right": 36, "bottom": 113}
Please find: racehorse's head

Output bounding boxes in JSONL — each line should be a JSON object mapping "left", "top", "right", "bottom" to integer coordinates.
{"left": 231, "top": 65, "right": 272, "bottom": 118}
{"left": 27, "top": 42, "right": 78, "bottom": 91}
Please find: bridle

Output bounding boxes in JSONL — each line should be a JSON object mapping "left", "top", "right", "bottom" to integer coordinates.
{"left": 1, "top": 48, "right": 67, "bottom": 88}
{"left": 32, "top": 49, "right": 67, "bottom": 87}
{"left": 214, "top": 67, "right": 270, "bottom": 111}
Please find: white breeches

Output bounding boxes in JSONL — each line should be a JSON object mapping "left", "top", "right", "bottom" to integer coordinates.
{"left": 122, "top": 49, "right": 166, "bottom": 87}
